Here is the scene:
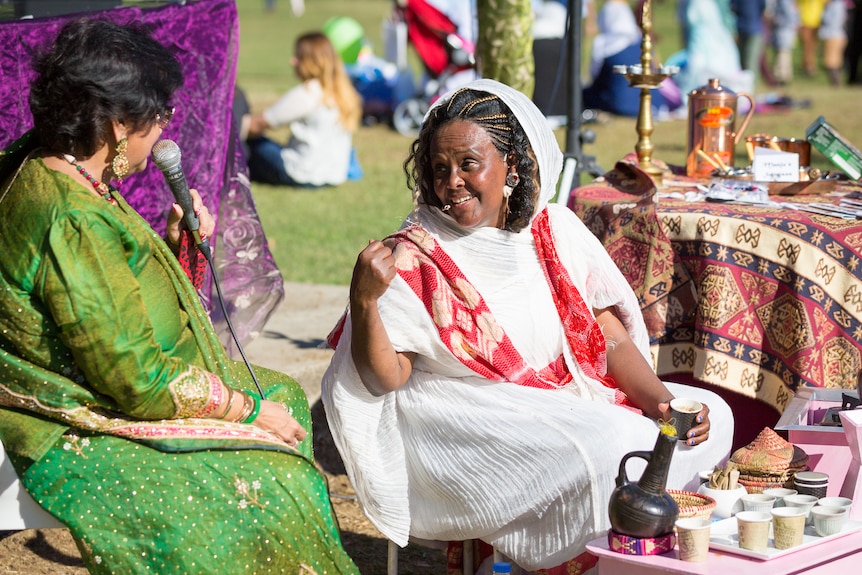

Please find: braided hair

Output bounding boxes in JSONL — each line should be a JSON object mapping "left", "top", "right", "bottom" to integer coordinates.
{"left": 404, "top": 87, "right": 539, "bottom": 233}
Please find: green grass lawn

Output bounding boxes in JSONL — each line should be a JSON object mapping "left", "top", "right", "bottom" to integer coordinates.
{"left": 236, "top": 0, "right": 862, "bottom": 285}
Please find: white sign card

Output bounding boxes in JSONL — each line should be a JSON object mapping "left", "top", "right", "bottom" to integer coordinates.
{"left": 752, "top": 147, "right": 800, "bottom": 182}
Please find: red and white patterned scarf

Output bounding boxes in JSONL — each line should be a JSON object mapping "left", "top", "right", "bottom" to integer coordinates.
{"left": 328, "top": 208, "right": 630, "bottom": 405}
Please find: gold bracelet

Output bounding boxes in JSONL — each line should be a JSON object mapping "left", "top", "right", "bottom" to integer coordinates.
{"left": 215, "top": 388, "right": 237, "bottom": 419}
{"left": 234, "top": 390, "right": 254, "bottom": 423}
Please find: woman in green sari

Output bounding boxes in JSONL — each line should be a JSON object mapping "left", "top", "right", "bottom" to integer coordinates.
{"left": 0, "top": 18, "right": 358, "bottom": 575}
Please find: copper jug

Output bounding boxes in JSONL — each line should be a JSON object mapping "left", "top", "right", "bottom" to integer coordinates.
{"left": 686, "top": 78, "right": 755, "bottom": 177}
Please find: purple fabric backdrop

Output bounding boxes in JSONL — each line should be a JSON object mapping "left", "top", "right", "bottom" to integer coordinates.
{"left": 0, "top": 0, "right": 284, "bottom": 355}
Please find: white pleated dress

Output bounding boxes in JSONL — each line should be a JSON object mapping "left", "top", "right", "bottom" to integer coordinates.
{"left": 323, "top": 203, "right": 733, "bottom": 570}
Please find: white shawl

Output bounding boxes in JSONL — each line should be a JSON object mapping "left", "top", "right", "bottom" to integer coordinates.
{"left": 321, "top": 79, "right": 733, "bottom": 570}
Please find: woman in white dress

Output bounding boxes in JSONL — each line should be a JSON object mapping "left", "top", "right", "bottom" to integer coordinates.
{"left": 322, "top": 79, "right": 733, "bottom": 573}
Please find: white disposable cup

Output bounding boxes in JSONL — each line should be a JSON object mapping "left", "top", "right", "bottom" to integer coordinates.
{"left": 763, "top": 488, "right": 797, "bottom": 508}
{"left": 675, "top": 517, "right": 712, "bottom": 562}
{"left": 736, "top": 511, "right": 772, "bottom": 552}
{"left": 817, "top": 496, "right": 852, "bottom": 510}
{"left": 811, "top": 505, "right": 848, "bottom": 537}
{"left": 741, "top": 493, "right": 777, "bottom": 513}
{"left": 784, "top": 494, "right": 819, "bottom": 524}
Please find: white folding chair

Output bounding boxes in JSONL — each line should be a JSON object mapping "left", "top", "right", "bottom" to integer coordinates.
{"left": 0, "top": 439, "right": 65, "bottom": 530}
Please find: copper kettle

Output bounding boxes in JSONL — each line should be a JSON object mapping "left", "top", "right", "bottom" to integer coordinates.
{"left": 686, "top": 78, "right": 755, "bottom": 177}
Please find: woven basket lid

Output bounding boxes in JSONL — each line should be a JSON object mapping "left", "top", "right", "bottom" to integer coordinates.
{"left": 730, "top": 427, "right": 809, "bottom": 473}
{"left": 788, "top": 445, "right": 811, "bottom": 469}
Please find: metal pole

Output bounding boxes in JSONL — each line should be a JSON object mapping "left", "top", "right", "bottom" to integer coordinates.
{"left": 565, "top": 0, "right": 583, "bottom": 158}
{"left": 556, "top": 0, "right": 604, "bottom": 204}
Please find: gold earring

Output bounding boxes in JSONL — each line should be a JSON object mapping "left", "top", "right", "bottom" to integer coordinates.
{"left": 111, "top": 137, "right": 129, "bottom": 180}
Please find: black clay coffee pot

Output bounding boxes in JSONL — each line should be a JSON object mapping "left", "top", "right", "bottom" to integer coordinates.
{"left": 608, "top": 428, "right": 680, "bottom": 538}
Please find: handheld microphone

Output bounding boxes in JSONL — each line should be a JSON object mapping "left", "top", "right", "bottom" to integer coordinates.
{"left": 152, "top": 139, "right": 210, "bottom": 254}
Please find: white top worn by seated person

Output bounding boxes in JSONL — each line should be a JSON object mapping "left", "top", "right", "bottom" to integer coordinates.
{"left": 263, "top": 78, "right": 352, "bottom": 186}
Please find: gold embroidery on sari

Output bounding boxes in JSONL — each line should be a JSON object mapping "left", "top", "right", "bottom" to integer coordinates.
{"left": 167, "top": 365, "right": 220, "bottom": 418}
{"left": 233, "top": 474, "right": 265, "bottom": 510}
{"left": 61, "top": 433, "right": 90, "bottom": 458}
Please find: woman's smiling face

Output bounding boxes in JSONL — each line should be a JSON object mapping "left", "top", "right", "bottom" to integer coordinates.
{"left": 430, "top": 119, "right": 509, "bottom": 230}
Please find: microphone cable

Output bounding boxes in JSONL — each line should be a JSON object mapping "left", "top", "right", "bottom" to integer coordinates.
{"left": 153, "top": 138, "right": 266, "bottom": 400}
{"left": 196, "top": 244, "right": 267, "bottom": 400}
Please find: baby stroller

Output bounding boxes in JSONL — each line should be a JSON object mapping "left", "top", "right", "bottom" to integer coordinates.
{"left": 390, "top": 0, "right": 476, "bottom": 135}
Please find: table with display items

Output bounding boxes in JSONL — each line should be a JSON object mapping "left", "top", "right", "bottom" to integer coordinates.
{"left": 569, "top": 158, "right": 862, "bottom": 422}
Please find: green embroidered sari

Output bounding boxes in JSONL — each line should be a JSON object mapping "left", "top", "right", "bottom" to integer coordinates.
{"left": 0, "top": 150, "right": 357, "bottom": 574}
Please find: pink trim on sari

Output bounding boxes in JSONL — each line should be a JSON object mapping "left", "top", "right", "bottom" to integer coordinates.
{"left": 107, "top": 419, "right": 296, "bottom": 448}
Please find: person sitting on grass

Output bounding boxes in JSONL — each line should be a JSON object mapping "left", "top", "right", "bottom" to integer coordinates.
{"left": 245, "top": 31, "right": 363, "bottom": 187}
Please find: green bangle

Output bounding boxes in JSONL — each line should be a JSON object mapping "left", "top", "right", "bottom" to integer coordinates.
{"left": 242, "top": 394, "right": 261, "bottom": 424}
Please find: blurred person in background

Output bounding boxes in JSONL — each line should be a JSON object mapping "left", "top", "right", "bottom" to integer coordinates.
{"left": 675, "top": 0, "right": 754, "bottom": 102}
{"left": 731, "top": 0, "right": 767, "bottom": 81}
{"left": 246, "top": 31, "right": 363, "bottom": 187}
{"left": 798, "top": 0, "right": 827, "bottom": 76}
{"left": 678, "top": 0, "right": 692, "bottom": 48}
{"left": 818, "top": 0, "right": 848, "bottom": 85}
{"left": 584, "top": 0, "right": 680, "bottom": 116}
{"left": 766, "top": 0, "right": 801, "bottom": 84}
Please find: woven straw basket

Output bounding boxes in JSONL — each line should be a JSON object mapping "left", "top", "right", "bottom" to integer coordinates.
{"left": 669, "top": 489, "right": 716, "bottom": 520}
{"left": 729, "top": 427, "right": 810, "bottom": 493}
{"left": 737, "top": 475, "right": 796, "bottom": 494}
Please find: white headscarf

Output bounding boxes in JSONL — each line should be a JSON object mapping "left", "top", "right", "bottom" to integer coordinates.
{"left": 424, "top": 78, "right": 563, "bottom": 217}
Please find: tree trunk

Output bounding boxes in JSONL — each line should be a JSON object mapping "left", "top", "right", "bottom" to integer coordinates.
{"left": 476, "top": 0, "right": 535, "bottom": 96}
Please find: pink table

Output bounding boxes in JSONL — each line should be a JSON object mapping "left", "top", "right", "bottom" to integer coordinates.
{"left": 775, "top": 388, "right": 854, "bottom": 498}
{"left": 586, "top": 528, "right": 862, "bottom": 574}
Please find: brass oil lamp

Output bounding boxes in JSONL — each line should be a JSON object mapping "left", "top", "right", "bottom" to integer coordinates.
{"left": 613, "top": 0, "right": 678, "bottom": 186}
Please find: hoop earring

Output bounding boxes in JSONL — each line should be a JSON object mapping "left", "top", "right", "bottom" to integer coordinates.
{"left": 503, "top": 172, "right": 519, "bottom": 198}
{"left": 111, "top": 137, "right": 129, "bottom": 180}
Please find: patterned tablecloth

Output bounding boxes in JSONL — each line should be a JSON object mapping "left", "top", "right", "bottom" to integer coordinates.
{"left": 569, "top": 158, "right": 862, "bottom": 412}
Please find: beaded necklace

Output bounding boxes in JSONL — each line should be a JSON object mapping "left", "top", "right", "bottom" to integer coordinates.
{"left": 62, "top": 154, "right": 116, "bottom": 203}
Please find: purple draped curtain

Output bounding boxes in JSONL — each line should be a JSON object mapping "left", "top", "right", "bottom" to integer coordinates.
{"left": 0, "top": 0, "right": 284, "bottom": 356}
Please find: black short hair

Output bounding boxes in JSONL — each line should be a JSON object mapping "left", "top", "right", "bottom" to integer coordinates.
{"left": 404, "top": 87, "right": 538, "bottom": 232}
{"left": 29, "top": 18, "right": 183, "bottom": 158}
